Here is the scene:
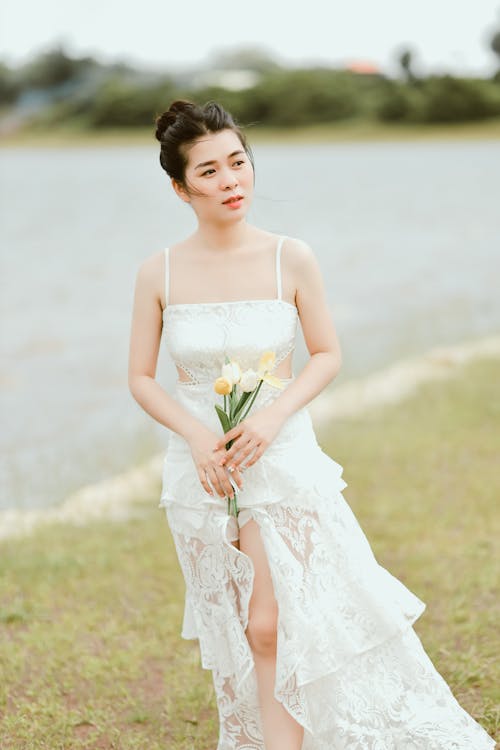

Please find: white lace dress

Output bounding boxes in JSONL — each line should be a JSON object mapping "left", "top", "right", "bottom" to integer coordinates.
{"left": 158, "top": 237, "right": 495, "bottom": 749}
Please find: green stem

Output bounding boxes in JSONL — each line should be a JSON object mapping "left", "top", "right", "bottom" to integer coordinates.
{"left": 232, "top": 390, "right": 252, "bottom": 422}
{"left": 227, "top": 489, "right": 239, "bottom": 517}
{"left": 238, "top": 378, "right": 264, "bottom": 422}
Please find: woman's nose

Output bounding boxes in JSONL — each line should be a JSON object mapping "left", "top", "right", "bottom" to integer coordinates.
{"left": 220, "top": 171, "right": 238, "bottom": 190}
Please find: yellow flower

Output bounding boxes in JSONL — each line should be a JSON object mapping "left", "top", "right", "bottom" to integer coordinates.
{"left": 261, "top": 372, "right": 285, "bottom": 389}
{"left": 258, "top": 351, "right": 275, "bottom": 373}
{"left": 214, "top": 377, "right": 232, "bottom": 395}
{"left": 257, "top": 350, "right": 285, "bottom": 390}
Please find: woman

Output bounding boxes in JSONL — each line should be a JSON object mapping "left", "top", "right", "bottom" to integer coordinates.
{"left": 128, "top": 100, "right": 495, "bottom": 749}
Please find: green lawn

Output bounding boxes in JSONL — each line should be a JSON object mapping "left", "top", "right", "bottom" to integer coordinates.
{"left": 1, "top": 355, "right": 498, "bottom": 748}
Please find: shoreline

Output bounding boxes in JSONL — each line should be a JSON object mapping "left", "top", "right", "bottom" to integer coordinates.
{"left": 1, "top": 119, "right": 500, "bottom": 148}
{"left": 310, "top": 333, "right": 500, "bottom": 426}
{"left": 1, "top": 332, "right": 499, "bottom": 542}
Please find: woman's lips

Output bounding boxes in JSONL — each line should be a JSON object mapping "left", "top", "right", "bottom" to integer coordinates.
{"left": 222, "top": 195, "right": 244, "bottom": 209}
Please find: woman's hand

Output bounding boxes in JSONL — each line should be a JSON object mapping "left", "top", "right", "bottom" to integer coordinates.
{"left": 212, "top": 406, "right": 286, "bottom": 472}
{"left": 187, "top": 426, "right": 244, "bottom": 500}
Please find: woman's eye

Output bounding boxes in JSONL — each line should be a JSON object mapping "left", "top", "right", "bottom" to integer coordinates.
{"left": 233, "top": 160, "right": 245, "bottom": 167}
{"left": 201, "top": 169, "right": 215, "bottom": 176}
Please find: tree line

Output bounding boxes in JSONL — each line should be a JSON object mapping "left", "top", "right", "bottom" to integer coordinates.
{"left": 1, "top": 41, "right": 500, "bottom": 132}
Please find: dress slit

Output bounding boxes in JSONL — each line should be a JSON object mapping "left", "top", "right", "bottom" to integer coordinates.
{"left": 164, "top": 495, "right": 495, "bottom": 748}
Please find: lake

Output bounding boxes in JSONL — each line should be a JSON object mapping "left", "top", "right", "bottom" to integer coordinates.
{"left": 1, "top": 138, "right": 499, "bottom": 511}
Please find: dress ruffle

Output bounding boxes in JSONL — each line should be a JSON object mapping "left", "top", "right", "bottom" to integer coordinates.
{"left": 164, "top": 487, "right": 494, "bottom": 748}
{"left": 160, "top": 379, "right": 495, "bottom": 749}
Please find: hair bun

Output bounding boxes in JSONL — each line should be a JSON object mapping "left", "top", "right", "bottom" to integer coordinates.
{"left": 154, "top": 100, "right": 196, "bottom": 141}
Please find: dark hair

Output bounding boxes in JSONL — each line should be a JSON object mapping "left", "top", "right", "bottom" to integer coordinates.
{"left": 154, "top": 99, "right": 254, "bottom": 195}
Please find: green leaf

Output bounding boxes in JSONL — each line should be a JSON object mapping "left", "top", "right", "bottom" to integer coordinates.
{"left": 214, "top": 404, "right": 231, "bottom": 433}
{"left": 239, "top": 379, "right": 264, "bottom": 421}
{"left": 232, "top": 390, "right": 252, "bottom": 421}
{"left": 229, "top": 387, "right": 238, "bottom": 421}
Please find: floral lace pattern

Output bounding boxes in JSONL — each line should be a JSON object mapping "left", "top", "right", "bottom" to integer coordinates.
{"left": 162, "top": 298, "right": 298, "bottom": 385}
{"left": 165, "top": 497, "right": 495, "bottom": 749}
{"left": 159, "top": 296, "right": 495, "bottom": 748}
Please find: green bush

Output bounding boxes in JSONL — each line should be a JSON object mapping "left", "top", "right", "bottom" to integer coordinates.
{"left": 374, "top": 80, "right": 416, "bottom": 121}
{"left": 88, "top": 77, "right": 178, "bottom": 128}
{"left": 417, "top": 75, "right": 500, "bottom": 122}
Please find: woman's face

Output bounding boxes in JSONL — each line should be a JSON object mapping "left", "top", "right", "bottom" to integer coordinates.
{"left": 173, "top": 128, "right": 254, "bottom": 222}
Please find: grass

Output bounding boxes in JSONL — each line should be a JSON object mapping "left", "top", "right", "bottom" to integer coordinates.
{"left": 1, "top": 118, "right": 500, "bottom": 148}
{"left": 0, "top": 355, "right": 499, "bottom": 748}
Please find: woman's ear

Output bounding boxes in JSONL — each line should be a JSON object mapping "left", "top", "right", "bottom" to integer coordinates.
{"left": 171, "top": 177, "right": 190, "bottom": 203}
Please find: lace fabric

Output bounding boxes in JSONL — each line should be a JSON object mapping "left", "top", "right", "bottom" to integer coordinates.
{"left": 166, "top": 500, "right": 495, "bottom": 749}
{"left": 163, "top": 298, "right": 298, "bottom": 385}
{"left": 158, "top": 236, "right": 495, "bottom": 749}
{"left": 161, "top": 234, "right": 296, "bottom": 386}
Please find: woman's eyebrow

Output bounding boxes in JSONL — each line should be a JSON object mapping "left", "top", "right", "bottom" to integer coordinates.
{"left": 194, "top": 150, "right": 245, "bottom": 170}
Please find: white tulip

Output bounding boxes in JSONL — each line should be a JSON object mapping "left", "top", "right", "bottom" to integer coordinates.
{"left": 221, "top": 361, "right": 242, "bottom": 386}
{"left": 239, "top": 369, "right": 259, "bottom": 392}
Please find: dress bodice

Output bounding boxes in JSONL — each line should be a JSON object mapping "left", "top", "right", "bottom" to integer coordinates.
{"left": 161, "top": 236, "right": 299, "bottom": 386}
{"left": 159, "top": 234, "right": 342, "bottom": 529}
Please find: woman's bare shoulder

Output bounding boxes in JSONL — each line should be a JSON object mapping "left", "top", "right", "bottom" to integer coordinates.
{"left": 282, "top": 235, "right": 316, "bottom": 270}
{"left": 135, "top": 248, "right": 165, "bottom": 279}
{"left": 132, "top": 250, "right": 166, "bottom": 311}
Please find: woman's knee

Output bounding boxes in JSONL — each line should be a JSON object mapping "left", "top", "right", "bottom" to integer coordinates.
{"left": 246, "top": 613, "right": 278, "bottom": 657}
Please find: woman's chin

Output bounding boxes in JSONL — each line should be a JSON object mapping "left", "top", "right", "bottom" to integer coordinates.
{"left": 219, "top": 207, "right": 251, "bottom": 223}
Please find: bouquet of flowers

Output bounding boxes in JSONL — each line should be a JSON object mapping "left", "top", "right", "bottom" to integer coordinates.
{"left": 213, "top": 351, "right": 285, "bottom": 517}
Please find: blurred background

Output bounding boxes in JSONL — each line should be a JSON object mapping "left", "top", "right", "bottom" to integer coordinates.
{"left": 1, "top": 0, "right": 500, "bottom": 516}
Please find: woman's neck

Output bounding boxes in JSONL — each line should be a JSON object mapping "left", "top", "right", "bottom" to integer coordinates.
{"left": 193, "top": 220, "right": 259, "bottom": 254}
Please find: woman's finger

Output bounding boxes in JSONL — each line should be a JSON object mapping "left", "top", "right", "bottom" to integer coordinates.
{"left": 214, "top": 465, "right": 237, "bottom": 499}
{"left": 213, "top": 431, "right": 233, "bottom": 452}
{"left": 214, "top": 423, "right": 244, "bottom": 452}
{"left": 242, "top": 449, "right": 260, "bottom": 468}
{"left": 198, "top": 464, "right": 239, "bottom": 497}
{"left": 232, "top": 466, "right": 244, "bottom": 489}
{"left": 227, "top": 440, "right": 258, "bottom": 470}
{"left": 198, "top": 468, "right": 214, "bottom": 496}
{"left": 210, "top": 462, "right": 237, "bottom": 499}
{"left": 205, "top": 466, "right": 225, "bottom": 498}
{"left": 240, "top": 439, "right": 268, "bottom": 468}
{"left": 220, "top": 434, "right": 252, "bottom": 465}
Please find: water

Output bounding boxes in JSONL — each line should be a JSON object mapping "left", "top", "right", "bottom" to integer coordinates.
{"left": 1, "top": 139, "right": 499, "bottom": 512}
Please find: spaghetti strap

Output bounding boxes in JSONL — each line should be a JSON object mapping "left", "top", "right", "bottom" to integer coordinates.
{"left": 163, "top": 247, "right": 170, "bottom": 308}
{"left": 275, "top": 235, "right": 285, "bottom": 300}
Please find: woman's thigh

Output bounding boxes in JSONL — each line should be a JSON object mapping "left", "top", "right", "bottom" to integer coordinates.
{"left": 239, "top": 518, "right": 278, "bottom": 624}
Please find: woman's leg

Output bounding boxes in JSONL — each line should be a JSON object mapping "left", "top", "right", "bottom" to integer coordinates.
{"left": 239, "top": 518, "right": 304, "bottom": 750}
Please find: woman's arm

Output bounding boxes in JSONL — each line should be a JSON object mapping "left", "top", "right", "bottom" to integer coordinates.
{"left": 127, "top": 253, "right": 202, "bottom": 443}
{"left": 266, "top": 237, "right": 342, "bottom": 421}
{"left": 129, "top": 255, "right": 243, "bottom": 500}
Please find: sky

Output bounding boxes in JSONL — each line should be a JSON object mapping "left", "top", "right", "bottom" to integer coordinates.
{"left": 2, "top": 0, "right": 500, "bottom": 78}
